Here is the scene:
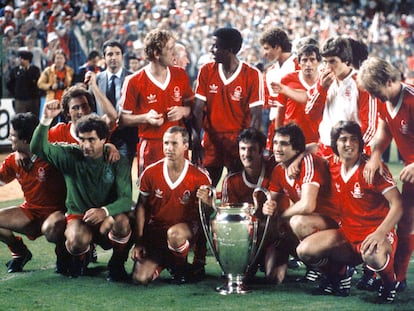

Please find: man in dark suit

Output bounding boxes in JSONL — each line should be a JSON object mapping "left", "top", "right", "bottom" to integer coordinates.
{"left": 93, "top": 40, "right": 137, "bottom": 165}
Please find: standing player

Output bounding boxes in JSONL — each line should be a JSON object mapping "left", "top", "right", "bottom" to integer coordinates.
{"left": 296, "top": 121, "right": 402, "bottom": 303}
{"left": 48, "top": 83, "right": 117, "bottom": 144}
{"left": 193, "top": 27, "right": 264, "bottom": 186}
{"left": 131, "top": 126, "right": 210, "bottom": 285}
{"left": 119, "top": 29, "right": 193, "bottom": 178}
{"left": 358, "top": 57, "right": 414, "bottom": 292}
{"left": 269, "top": 44, "right": 321, "bottom": 146}
{"left": 31, "top": 102, "right": 132, "bottom": 281}
{"left": 259, "top": 27, "right": 300, "bottom": 149}
{"left": 0, "top": 113, "right": 66, "bottom": 273}
{"left": 305, "top": 36, "right": 377, "bottom": 160}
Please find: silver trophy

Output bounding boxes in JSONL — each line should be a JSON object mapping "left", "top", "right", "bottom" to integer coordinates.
{"left": 199, "top": 186, "right": 271, "bottom": 294}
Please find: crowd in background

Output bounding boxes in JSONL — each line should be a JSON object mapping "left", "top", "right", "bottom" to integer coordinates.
{"left": 1, "top": 0, "right": 414, "bottom": 97}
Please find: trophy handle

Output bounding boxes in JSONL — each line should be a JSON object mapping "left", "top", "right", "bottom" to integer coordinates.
{"left": 198, "top": 185, "right": 222, "bottom": 267}
{"left": 249, "top": 187, "right": 272, "bottom": 268}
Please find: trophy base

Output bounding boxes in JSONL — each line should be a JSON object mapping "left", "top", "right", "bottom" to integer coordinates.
{"left": 215, "top": 277, "right": 250, "bottom": 295}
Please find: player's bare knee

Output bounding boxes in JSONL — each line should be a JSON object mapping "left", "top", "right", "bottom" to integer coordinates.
{"left": 362, "top": 251, "right": 388, "bottom": 270}
{"left": 112, "top": 213, "right": 131, "bottom": 236}
{"left": 296, "top": 242, "right": 312, "bottom": 262}
{"left": 65, "top": 221, "right": 92, "bottom": 254}
{"left": 42, "top": 212, "right": 66, "bottom": 242}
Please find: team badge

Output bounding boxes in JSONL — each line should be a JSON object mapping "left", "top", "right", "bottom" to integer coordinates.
{"left": 295, "top": 184, "right": 302, "bottom": 198}
{"left": 386, "top": 231, "right": 395, "bottom": 244}
{"left": 103, "top": 167, "right": 114, "bottom": 183}
{"left": 179, "top": 190, "right": 191, "bottom": 204}
{"left": 400, "top": 120, "right": 409, "bottom": 135}
{"left": 37, "top": 166, "right": 46, "bottom": 182}
{"left": 172, "top": 86, "right": 182, "bottom": 102}
{"left": 351, "top": 182, "right": 363, "bottom": 198}
{"left": 231, "top": 86, "right": 242, "bottom": 101}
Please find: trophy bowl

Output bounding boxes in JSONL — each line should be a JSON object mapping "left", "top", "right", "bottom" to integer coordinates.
{"left": 199, "top": 186, "right": 270, "bottom": 294}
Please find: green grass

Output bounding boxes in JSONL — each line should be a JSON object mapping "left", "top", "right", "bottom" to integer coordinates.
{"left": 0, "top": 154, "right": 412, "bottom": 310}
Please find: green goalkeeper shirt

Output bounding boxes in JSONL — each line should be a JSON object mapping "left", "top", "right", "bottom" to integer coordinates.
{"left": 31, "top": 124, "right": 132, "bottom": 216}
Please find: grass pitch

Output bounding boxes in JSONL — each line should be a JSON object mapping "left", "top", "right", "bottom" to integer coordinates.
{"left": 0, "top": 158, "right": 412, "bottom": 310}
{"left": 0, "top": 196, "right": 413, "bottom": 311}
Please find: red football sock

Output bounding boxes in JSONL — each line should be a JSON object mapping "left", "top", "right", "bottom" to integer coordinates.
{"left": 8, "top": 236, "right": 27, "bottom": 258}
{"left": 168, "top": 240, "right": 190, "bottom": 266}
{"left": 394, "top": 234, "right": 414, "bottom": 281}
{"left": 377, "top": 255, "right": 396, "bottom": 287}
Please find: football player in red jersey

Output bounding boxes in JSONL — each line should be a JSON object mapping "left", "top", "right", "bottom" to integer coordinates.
{"left": 297, "top": 121, "right": 402, "bottom": 303}
{"left": 131, "top": 126, "right": 210, "bottom": 285}
{"left": 358, "top": 57, "right": 414, "bottom": 293}
{"left": 0, "top": 113, "right": 66, "bottom": 273}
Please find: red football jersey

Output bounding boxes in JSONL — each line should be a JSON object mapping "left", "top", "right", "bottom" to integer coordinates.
{"left": 0, "top": 153, "right": 66, "bottom": 210}
{"left": 139, "top": 159, "right": 211, "bottom": 226}
{"left": 379, "top": 83, "right": 414, "bottom": 164}
{"left": 195, "top": 61, "right": 264, "bottom": 133}
{"left": 222, "top": 159, "right": 274, "bottom": 204}
{"left": 120, "top": 66, "right": 193, "bottom": 140}
{"left": 333, "top": 156, "right": 397, "bottom": 243}
{"left": 276, "top": 71, "right": 319, "bottom": 143}
{"left": 268, "top": 153, "right": 338, "bottom": 219}
{"left": 48, "top": 122, "right": 78, "bottom": 144}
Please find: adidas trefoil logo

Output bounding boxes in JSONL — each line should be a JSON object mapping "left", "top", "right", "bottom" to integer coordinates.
{"left": 147, "top": 94, "right": 157, "bottom": 103}
{"left": 155, "top": 188, "right": 163, "bottom": 198}
{"left": 209, "top": 84, "right": 218, "bottom": 93}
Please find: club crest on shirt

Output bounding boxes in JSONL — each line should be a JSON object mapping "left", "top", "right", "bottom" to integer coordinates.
{"left": 400, "top": 119, "right": 409, "bottom": 135}
{"left": 179, "top": 190, "right": 191, "bottom": 204}
{"left": 295, "top": 184, "right": 301, "bottom": 198}
{"left": 103, "top": 167, "right": 115, "bottom": 183}
{"left": 155, "top": 188, "right": 163, "bottom": 198}
{"left": 209, "top": 84, "right": 218, "bottom": 93}
{"left": 147, "top": 94, "right": 157, "bottom": 104}
{"left": 351, "top": 182, "right": 363, "bottom": 199}
{"left": 344, "top": 86, "right": 352, "bottom": 99}
{"left": 37, "top": 166, "right": 46, "bottom": 182}
{"left": 386, "top": 231, "right": 395, "bottom": 244}
{"left": 172, "top": 86, "right": 183, "bottom": 102}
{"left": 231, "top": 86, "right": 242, "bottom": 101}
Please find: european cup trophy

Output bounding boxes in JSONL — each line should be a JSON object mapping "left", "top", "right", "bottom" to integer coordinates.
{"left": 199, "top": 186, "right": 271, "bottom": 294}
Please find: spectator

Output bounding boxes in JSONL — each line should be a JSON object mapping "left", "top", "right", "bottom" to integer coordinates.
{"left": 6, "top": 50, "right": 41, "bottom": 117}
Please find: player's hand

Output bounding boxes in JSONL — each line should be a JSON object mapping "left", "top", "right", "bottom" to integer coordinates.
{"left": 287, "top": 152, "right": 305, "bottom": 179}
{"left": 83, "top": 208, "right": 107, "bottom": 225}
{"left": 166, "top": 106, "right": 191, "bottom": 121}
{"left": 197, "top": 187, "right": 213, "bottom": 206}
{"left": 43, "top": 100, "right": 62, "bottom": 120}
{"left": 84, "top": 70, "right": 96, "bottom": 86}
{"left": 14, "top": 151, "right": 31, "bottom": 169}
{"left": 364, "top": 157, "right": 383, "bottom": 185}
{"left": 270, "top": 81, "right": 285, "bottom": 95}
{"left": 262, "top": 199, "right": 277, "bottom": 216}
{"left": 360, "top": 230, "right": 386, "bottom": 255}
{"left": 146, "top": 109, "right": 164, "bottom": 126}
{"left": 320, "top": 68, "right": 334, "bottom": 90}
{"left": 131, "top": 244, "right": 146, "bottom": 261}
{"left": 400, "top": 162, "right": 414, "bottom": 183}
{"left": 191, "top": 135, "right": 204, "bottom": 166}
{"left": 105, "top": 143, "right": 120, "bottom": 163}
